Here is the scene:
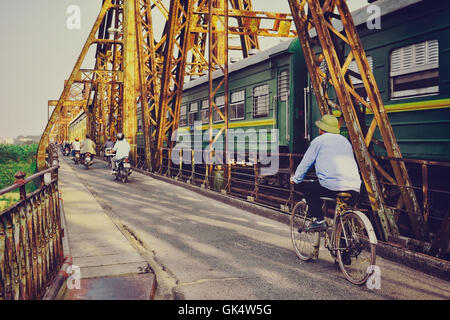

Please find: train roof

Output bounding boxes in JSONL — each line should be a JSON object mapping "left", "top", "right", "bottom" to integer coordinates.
{"left": 183, "top": 0, "right": 423, "bottom": 91}
{"left": 183, "top": 38, "right": 296, "bottom": 91}
{"left": 314, "top": 0, "right": 422, "bottom": 34}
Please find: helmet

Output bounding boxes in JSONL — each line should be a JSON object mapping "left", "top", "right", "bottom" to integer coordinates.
{"left": 116, "top": 133, "right": 124, "bottom": 141}
{"left": 75, "top": 137, "right": 79, "bottom": 141}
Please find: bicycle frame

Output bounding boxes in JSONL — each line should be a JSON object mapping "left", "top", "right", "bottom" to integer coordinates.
{"left": 316, "top": 197, "right": 354, "bottom": 257}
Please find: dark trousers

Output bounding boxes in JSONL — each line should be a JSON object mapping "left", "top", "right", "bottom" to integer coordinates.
{"left": 296, "top": 181, "right": 358, "bottom": 221}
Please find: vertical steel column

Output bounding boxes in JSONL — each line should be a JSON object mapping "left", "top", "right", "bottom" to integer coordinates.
{"left": 205, "top": 0, "right": 229, "bottom": 189}
{"left": 135, "top": 0, "right": 159, "bottom": 171}
{"left": 122, "top": 0, "right": 139, "bottom": 164}
{"left": 155, "top": 0, "right": 194, "bottom": 170}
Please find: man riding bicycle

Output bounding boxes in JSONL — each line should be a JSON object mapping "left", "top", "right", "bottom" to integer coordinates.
{"left": 290, "top": 114, "right": 361, "bottom": 232}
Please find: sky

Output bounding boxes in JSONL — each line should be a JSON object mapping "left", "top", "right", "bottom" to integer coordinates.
{"left": 0, "top": 0, "right": 367, "bottom": 139}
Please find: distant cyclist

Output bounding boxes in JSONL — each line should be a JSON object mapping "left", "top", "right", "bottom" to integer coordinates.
{"left": 290, "top": 114, "right": 361, "bottom": 232}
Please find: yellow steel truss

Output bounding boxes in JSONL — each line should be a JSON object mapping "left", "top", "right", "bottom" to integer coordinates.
{"left": 38, "top": 0, "right": 427, "bottom": 241}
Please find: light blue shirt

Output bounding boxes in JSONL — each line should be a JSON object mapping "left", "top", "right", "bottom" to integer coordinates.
{"left": 293, "top": 133, "right": 361, "bottom": 192}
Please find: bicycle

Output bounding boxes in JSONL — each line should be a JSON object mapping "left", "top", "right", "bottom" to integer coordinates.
{"left": 290, "top": 189, "right": 377, "bottom": 285}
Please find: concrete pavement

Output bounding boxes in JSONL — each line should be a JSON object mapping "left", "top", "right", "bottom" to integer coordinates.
{"left": 57, "top": 156, "right": 156, "bottom": 300}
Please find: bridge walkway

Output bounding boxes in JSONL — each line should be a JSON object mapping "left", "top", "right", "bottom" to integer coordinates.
{"left": 58, "top": 157, "right": 155, "bottom": 300}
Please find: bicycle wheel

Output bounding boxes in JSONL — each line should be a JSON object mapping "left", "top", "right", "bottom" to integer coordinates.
{"left": 290, "top": 200, "right": 320, "bottom": 261}
{"left": 335, "top": 211, "right": 376, "bottom": 285}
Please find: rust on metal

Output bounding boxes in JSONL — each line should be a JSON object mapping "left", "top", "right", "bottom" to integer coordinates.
{"left": 1, "top": 144, "right": 64, "bottom": 300}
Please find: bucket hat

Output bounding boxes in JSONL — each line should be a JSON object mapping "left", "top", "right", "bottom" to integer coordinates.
{"left": 315, "top": 114, "right": 340, "bottom": 134}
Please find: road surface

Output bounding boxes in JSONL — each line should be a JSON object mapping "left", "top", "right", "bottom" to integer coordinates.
{"left": 59, "top": 155, "right": 450, "bottom": 300}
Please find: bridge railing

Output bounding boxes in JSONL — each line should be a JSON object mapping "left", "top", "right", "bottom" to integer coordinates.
{"left": 0, "top": 144, "right": 64, "bottom": 300}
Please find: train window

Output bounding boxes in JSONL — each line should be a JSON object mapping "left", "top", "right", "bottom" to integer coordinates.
{"left": 188, "top": 102, "right": 199, "bottom": 126}
{"left": 349, "top": 56, "right": 373, "bottom": 101}
{"left": 390, "top": 39, "right": 439, "bottom": 99}
{"left": 253, "top": 84, "right": 269, "bottom": 117}
{"left": 230, "top": 90, "right": 245, "bottom": 120}
{"left": 278, "top": 70, "right": 289, "bottom": 102}
{"left": 179, "top": 105, "right": 187, "bottom": 126}
{"left": 201, "top": 99, "right": 209, "bottom": 124}
{"left": 213, "top": 95, "right": 225, "bottom": 123}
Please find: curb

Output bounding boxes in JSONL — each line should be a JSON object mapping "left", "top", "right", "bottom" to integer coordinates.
{"left": 132, "top": 166, "right": 450, "bottom": 282}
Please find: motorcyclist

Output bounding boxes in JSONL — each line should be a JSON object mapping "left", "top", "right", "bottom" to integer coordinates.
{"left": 63, "top": 141, "right": 71, "bottom": 156}
{"left": 111, "top": 133, "right": 131, "bottom": 173}
{"left": 104, "top": 137, "right": 115, "bottom": 150}
{"left": 71, "top": 137, "right": 81, "bottom": 157}
{"left": 80, "top": 134, "right": 97, "bottom": 162}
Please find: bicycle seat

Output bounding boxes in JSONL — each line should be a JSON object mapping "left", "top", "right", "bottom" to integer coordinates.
{"left": 336, "top": 192, "right": 352, "bottom": 198}
{"left": 320, "top": 192, "right": 353, "bottom": 202}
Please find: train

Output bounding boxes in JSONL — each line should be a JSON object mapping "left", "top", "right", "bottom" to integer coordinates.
{"left": 162, "top": 0, "right": 450, "bottom": 164}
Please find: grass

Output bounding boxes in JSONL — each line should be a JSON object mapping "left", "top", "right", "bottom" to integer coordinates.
{"left": 0, "top": 193, "right": 20, "bottom": 212}
{"left": 0, "top": 144, "right": 38, "bottom": 211}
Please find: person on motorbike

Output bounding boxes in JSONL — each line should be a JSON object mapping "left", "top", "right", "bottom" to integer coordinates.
{"left": 63, "top": 141, "right": 71, "bottom": 156}
{"left": 80, "top": 134, "right": 97, "bottom": 163}
{"left": 71, "top": 137, "right": 81, "bottom": 157}
{"left": 104, "top": 137, "right": 115, "bottom": 151}
{"left": 111, "top": 133, "right": 131, "bottom": 174}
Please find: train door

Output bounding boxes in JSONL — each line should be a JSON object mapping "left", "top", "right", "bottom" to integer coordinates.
{"left": 277, "top": 68, "right": 290, "bottom": 151}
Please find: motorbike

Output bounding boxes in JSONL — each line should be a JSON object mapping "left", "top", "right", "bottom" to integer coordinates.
{"left": 113, "top": 157, "right": 132, "bottom": 183}
{"left": 104, "top": 147, "right": 115, "bottom": 168}
{"left": 82, "top": 152, "right": 94, "bottom": 170}
{"left": 73, "top": 150, "right": 81, "bottom": 165}
{"left": 63, "top": 147, "right": 71, "bottom": 156}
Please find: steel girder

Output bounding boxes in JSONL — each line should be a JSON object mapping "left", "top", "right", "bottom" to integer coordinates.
{"left": 38, "top": 0, "right": 124, "bottom": 169}
{"left": 39, "top": 0, "right": 296, "bottom": 171}
{"left": 38, "top": 0, "right": 428, "bottom": 242}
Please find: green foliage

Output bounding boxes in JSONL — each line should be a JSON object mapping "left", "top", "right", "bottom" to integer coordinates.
{"left": 0, "top": 144, "right": 38, "bottom": 192}
{"left": 0, "top": 144, "right": 38, "bottom": 164}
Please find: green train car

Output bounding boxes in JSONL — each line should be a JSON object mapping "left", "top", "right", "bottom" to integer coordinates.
{"left": 138, "top": 0, "right": 450, "bottom": 163}
{"left": 179, "top": 38, "right": 308, "bottom": 157}
{"left": 309, "top": 0, "right": 450, "bottom": 161}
